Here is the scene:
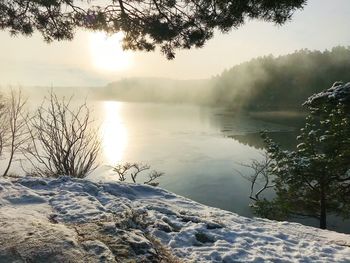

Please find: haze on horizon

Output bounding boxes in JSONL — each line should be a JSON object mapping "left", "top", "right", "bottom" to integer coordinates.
{"left": 0, "top": 0, "right": 349, "bottom": 87}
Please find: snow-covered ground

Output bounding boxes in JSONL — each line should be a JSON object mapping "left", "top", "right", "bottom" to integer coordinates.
{"left": 1, "top": 177, "right": 350, "bottom": 262}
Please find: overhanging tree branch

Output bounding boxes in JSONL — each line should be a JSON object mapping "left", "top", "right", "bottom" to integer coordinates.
{"left": 0, "top": 0, "right": 307, "bottom": 58}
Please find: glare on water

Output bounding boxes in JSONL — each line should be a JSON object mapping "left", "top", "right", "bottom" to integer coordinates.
{"left": 100, "top": 101, "right": 127, "bottom": 165}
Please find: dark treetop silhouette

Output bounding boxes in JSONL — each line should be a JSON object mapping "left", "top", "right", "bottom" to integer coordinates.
{"left": 0, "top": 0, "right": 307, "bottom": 59}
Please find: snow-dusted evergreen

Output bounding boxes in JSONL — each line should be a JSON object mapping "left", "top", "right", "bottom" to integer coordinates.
{"left": 250, "top": 82, "right": 350, "bottom": 229}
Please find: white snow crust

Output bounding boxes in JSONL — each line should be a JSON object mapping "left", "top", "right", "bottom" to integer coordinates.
{"left": 304, "top": 82, "right": 350, "bottom": 107}
{"left": 1, "top": 176, "right": 350, "bottom": 262}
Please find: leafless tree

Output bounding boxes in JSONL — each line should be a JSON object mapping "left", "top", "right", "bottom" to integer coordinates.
{"left": 0, "top": 94, "right": 8, "bottom": 159}
{"left": 23, "top": 92, "right": 100, "bottom": 178}
{"left": 237, "top": 152, "right": 275, "bottom": 201}
{"left": 113, "top": 162, "right": 164, "bottom": 186}
{"left": 1, "top": 89, "right": 29, "bottom": 177}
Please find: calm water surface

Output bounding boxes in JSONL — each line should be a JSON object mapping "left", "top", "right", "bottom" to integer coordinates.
{"left": 93, "top": 101, "right": 350, "bottom": 233}
{"left": 92, "top": 105, "right": 281, "bottom": 208}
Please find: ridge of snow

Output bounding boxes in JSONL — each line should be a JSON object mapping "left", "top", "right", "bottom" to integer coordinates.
{"left": 1, "top": 176, "right": 350, "bottom": 262}
{"left": 304, "top": 82, "right": 350, "bottom": 107}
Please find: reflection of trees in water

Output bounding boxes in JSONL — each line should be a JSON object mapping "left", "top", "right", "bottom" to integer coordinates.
{"left": 248, "top": 111, "right": 307, "bottom": 128}
{"left": 210, "top": 110, "right": 305, "bottom": 150}
{"left": 230, "top": 131, "right": 299, "bottom": 150}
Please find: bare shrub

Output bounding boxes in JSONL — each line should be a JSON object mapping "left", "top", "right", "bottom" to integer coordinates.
{"left": 23, "top": 92, "right": 100, "bottom": 178}
{"left": 113, "top": 163, "right": 164, "bottom": 186}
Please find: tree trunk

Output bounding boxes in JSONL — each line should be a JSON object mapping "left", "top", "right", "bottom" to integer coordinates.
{"left": 320, "top": 184, "right": 327, "bottom": 229}
{"left": 3, "top": 135, "right": 15, "bottom": 177}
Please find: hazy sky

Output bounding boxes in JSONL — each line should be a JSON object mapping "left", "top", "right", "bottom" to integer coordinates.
{"left": 0, "top": 0, "right": 349, "bottom": 87}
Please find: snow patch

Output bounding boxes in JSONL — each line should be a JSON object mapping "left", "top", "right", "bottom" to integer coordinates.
{"left": 0, "top": 177, "right": 350, "bottom": 262}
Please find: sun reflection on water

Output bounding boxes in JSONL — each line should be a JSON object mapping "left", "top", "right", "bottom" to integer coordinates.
{"left": 101, "top": 101, "right": 127, "bottom": 165}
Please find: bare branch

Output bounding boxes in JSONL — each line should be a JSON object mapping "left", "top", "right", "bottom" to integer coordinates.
{"left": 130, "top": 163, "right": 151, "bottom": 183}
{"left": 238, "top": 151, "right": 275, "bottom": 201}
{"left": 113, "top": 162, "right": 133, "bottom": 181}
{"left": 144, "top": 171, "right": 164, "bottom": 187}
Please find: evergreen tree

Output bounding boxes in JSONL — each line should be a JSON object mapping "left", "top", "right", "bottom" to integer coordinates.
{"left": 251, "top": 82, "right": 350, "bottom": 229}
{"left": 213, "top": 47, "right": 350, "bottom": 110}
{"left": 0, "top": 0, "right": 306, "bottom": 59}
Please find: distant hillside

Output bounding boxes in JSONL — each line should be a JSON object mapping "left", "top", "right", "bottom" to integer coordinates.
{"left": 97, "top": 77, "right": 214, "bottom": 104}
{"left": 212, "top": 46, "right": 350, "bottom": 111}
{"left": 98, "top": 46, "right": 350, "bottom": 111}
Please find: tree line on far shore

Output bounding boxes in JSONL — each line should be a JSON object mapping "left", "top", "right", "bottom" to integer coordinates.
{"left": 213, "top": 46, "right": 350, "bottom": 111}
{"left": 100, "top": 46, "right": 350, "bottom": 112}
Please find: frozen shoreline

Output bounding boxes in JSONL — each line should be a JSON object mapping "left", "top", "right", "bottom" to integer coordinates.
{"left": 1, "top": 176, "right": 350, "bottom": 262}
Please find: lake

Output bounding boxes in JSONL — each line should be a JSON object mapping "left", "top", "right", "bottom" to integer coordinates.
{"left": 8, "top": 99, "right": 349, "bottom": 233}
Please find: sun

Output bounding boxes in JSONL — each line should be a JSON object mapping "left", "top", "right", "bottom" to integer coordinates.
{"left": 89, "top": 32, "right": 133, "bottom": 72}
